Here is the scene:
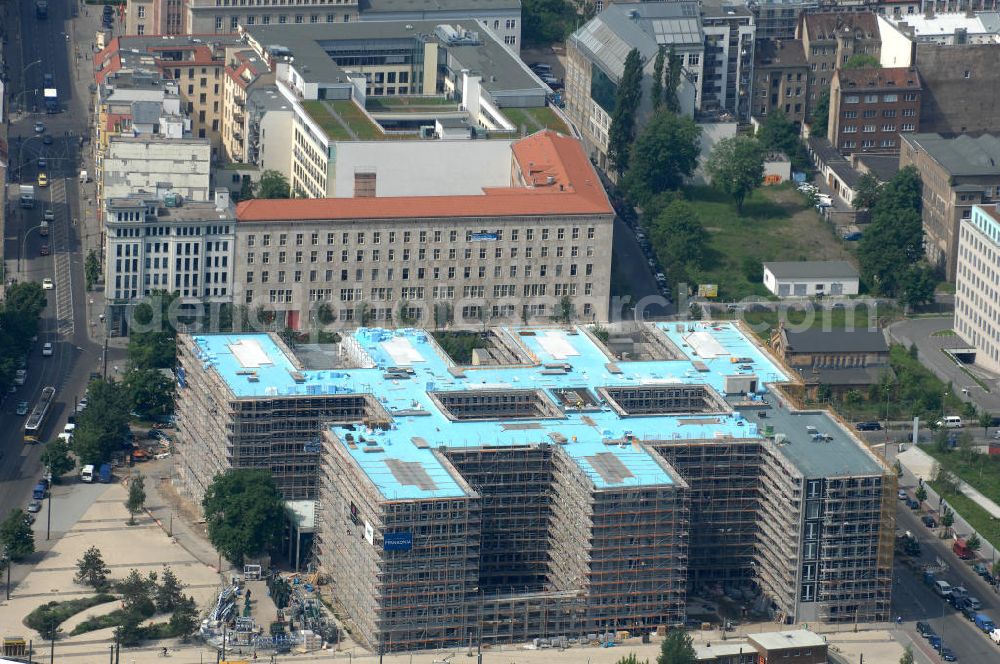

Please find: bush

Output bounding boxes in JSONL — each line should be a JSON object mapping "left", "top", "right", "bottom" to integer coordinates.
{"left": 70, "top": 610, "right": 127, "bottom": 636}
{"left": 24, "top": 594, "right": 115, "bottom": 637}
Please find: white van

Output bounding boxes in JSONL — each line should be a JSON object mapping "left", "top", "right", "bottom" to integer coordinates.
{"left": 937, "top": 416, "right": 963, "bottom": 429}
{"left": 934, "top": 580, "right": 953, "bottom": 597}
{"left": 80, "top": 464, "right": 94, "bottom": 483}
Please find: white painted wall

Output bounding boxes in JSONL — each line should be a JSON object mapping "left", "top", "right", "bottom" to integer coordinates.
{"left": 878, "top": 16, "right": 915, "bottom": 67}
{"left": 330, "top": 140, "right": 515, "bottom": 197}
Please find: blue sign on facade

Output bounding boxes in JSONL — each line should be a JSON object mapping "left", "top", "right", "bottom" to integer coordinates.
{"left": 470, "top": 232, "right": 498, "bottom": 242}
{"left": 383, "top": 531, "right": 413, "bottom": 551}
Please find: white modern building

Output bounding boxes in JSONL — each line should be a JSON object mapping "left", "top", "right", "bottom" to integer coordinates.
{"left": 358, "top": 0, "right": 523, "bottom": 50}
{"left": 955, "top": 204, "right": 1000, "bottom": 372}
{"left": 102, "top": 137, "right": 212, "bottom": 204}
{"left": 103, "top": 191, "right": 235, "bottom": 335}
{"left": 762, "top": 261, "right": 860, "bottom": 297}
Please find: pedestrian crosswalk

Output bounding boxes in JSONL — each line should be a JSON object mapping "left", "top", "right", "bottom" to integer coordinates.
{"left": 50, "top": 179, "right": 75, "bottom": 337}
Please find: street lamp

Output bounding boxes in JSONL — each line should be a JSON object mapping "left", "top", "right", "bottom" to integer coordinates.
{"left": 18, "top": 224, "right": 45, "bottom": 279}
{"left": 20, "top": 59, "right": 43, "bottom": 112}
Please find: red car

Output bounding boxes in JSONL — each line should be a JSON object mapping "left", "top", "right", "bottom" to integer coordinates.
{"left": 39, "top": 245, "right": 50, "bottom": 256}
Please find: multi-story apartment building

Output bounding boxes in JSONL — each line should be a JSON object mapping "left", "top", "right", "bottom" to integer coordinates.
{"left": 828, "top": 66, "right": 921, "bottom": 154}
{"left": 752, "top": 38, "right": 810, "bottom": 125}
{"left": 174, "top": 320, "right": 894, "bottom": 653}
{"left": 103, "top": 191, "right": 235, "bottom": 334}
{"left": 566, "top": 2, "right": 702, "bottom": 173}
{"left": 94, "top": 35, "right": 244, "bottom": 160}
{"left": 221, "top": 49, "right": 273, "bottom": 163}
{"left": 900, "top": 133, "right": 1000, "bottom": 279}
{"left": 701, "top": 0, "right": 756, "bottom": 120}
{"left": 124, "top": 0, "right": 185, "bottom": 36}
{"left": 357, "top": 0, "right": 523, "bottom": 50}
{"left": 245, "top": 87, "right": 294, "bottom": 178}
{"left": 956, "top": 204, "right": 1000, "bottom": 372}
{"left": 876, "top": 0, "right": 999, "bottom": 15}
{"left": 231, "top": 130, "right": 614, "bottom": 327}
{"left": 799, "top": 12, "right": 882, "bottom": 116}
{"left": 237, "top": 22, "right": 553, "bottom": 196}
{"left": 102, "top": 136, "right": 212, "bottom": 208}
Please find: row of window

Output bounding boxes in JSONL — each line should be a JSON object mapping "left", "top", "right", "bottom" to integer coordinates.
{"left": 840, "top": 123, "right": 915, "bottom": 133}
{"left": 244, "top": 227, "right": 597, "bottom": 247}
{"left": 245, "top": 263, "right": 592, "bottom": 284}
{"left": 843, "top": 93, "right": 918, "bottom": 104}
{"left": 839, "top": 139, "right": 897, "bottom": 150}
{"left": 246, "top": 245, "right": 595, "bottom": 264}
{"left": 844, "top": 109, "right": 916, "bottom": 119}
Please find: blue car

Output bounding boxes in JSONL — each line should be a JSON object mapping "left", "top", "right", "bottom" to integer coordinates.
{"left": 928, "top": 634, "right": 942, "bottom": 650}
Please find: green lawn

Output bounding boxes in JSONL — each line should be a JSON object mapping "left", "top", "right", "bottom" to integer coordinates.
{"left": 330, "top": 100, "right": 384, "bottom": 140}
{"left": 502, "top": 107, "right": 569, "bottom": 134}
{"left": 366, "top": 96, "right": 456, "bottom": 111}
{"left": 302, "top": 101, "right": 352, "bottom": 141}
{"left": 923, "top": 443, "right": 1000, "bottom": 549}
{"left": 673, "top": 184, "right": 857, "bottom": 300}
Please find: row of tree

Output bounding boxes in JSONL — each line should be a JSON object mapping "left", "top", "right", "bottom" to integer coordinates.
{"left": 856, "top": 166, "right": 938, "bottom": 308}
{"left": 0, "top": 282, "right": 47, "bottom": 395}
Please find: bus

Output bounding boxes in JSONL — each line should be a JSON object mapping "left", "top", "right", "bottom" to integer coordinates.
{"left": 24, "top": 386, "right": 55, "bottom": 444}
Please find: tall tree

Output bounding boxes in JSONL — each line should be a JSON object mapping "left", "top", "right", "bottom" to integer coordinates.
{"left": 155, "top": 566, "right": 184, "bottom": 613}
{"left": 522, "top": 0, "right": 576, "bottom": 46}
{"left": 607, "top": 48, "right": 644, "bottom": 175}
{"left": 756, "top": 109, "right": 809, "bottom": 171}
{"left": 85, "top": 250, "right": 101, "bottom": 291}
{"left": 705, "top": 135, "right": 766, "bottom": 212}
{"left": 73, "top": 379, "right": 130, "bottom": 466}
{"left": 651, "top": 47, "right": 666, "bottom": 110}
{"left": 256, "top": 170, "right": 291, "bottom": 199}
{"left": 852, "top": 172, "right": 882, "bottom": 209}
{"left": 857, "top": 166, "right": 924, "bottom": 296}
{"left": 0, "top": 509, "right": 35, "bottom": 561}
{"left": 123, "top": 368, "right": 175, "bottom": 420}
{"left": 657, "top": 629, "right": 696, "bottom": 664}
{"left": 810, "top": 88, "right": 830, "bottom": 136}
{"left": 75, "top": 545, "right": 111, "bottom": 588}
{"left": 126, "top": 473, "right": 147, "bottom": 526}
{"left": 40, "top": 439, "right": 75, "bottom": 481}
{"left": 663, "top": 46, "right": 682, "bottom": 114}
{"left": 899, "top": 645, "right": 914, "bottom": 664}
{"left": 899, "top": 263, "right": 938, "bottom": 310}
{"left": 203, "top": 469, "right": 285, "bottom": 566}
{"left": 649, "top": 200, "right": 709, "bottom": 286}
{"left": 128, "top": 290, "right": 179, "bottom": 370}
{"left": 168, "top": 595, "right": 199, "bottom": 640}
{"left": 624, "top": 111, "right": 701, "bottom": 205}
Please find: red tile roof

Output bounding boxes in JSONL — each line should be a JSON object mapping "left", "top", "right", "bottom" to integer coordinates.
{"left": 836, "top": 66, "right": 922, "bottom": 90}
{"left": 236, "top": 130, "right": 612, "bottom": 222}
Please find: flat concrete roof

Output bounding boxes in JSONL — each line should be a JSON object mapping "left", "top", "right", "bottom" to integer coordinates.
{"left": 360, "top": 0, "right": 520, "bottom": 13}
{"left": 748, "top": 629, "right": 827, "bottom": 650}
{"left": 764, "top": 260, "right": 859, "bottom": 280}
{"left": 742, "top": 396, "right": 885, "bottom": 478}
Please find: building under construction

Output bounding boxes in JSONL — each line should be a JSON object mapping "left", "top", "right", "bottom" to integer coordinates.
{"left": 174, "top": 322, "right": 894, "bottom": 652}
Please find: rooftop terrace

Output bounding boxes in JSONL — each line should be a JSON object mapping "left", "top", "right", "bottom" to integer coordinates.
{"left": 187, "top": 322, "right": 883, "bottom": 501}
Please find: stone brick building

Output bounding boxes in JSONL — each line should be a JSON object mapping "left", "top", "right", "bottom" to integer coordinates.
{"left": 753, "top": 38, "right": 810, "bottom": 126}
{"left": 828, "top": 66, "right": 921, "bottom": 154}
{"left": 799, "top": 12, "right": 882, "bottom": 117}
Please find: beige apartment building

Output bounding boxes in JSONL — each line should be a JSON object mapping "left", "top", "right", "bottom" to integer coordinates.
{"left": 956, "top": 205, "right": 1000, "bottom": 372}
{"left": 222, "top": 49, "right": 273, "bottom": 163}
{"left": 799, "top": 12, "right": 882, "bottom": 118}
{"left": 900, "top": 133, "right": 1000, "bottom": 279}
{"left": 231, "top": 130, "right": 614, "bottom": 327}
{"left": 95, "top": 35, "right": 243, "bottom": 160}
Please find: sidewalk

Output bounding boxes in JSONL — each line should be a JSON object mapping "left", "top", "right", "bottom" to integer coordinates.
{"left": 895, "top": 445, "right": 1000, "bottom": 564}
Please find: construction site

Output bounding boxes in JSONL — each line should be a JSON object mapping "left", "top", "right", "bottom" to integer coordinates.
{"left": 174, "top": 321, "right": 895, "bottom": 653}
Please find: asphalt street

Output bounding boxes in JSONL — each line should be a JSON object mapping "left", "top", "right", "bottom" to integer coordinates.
{"left": 1, "top": 0, "right": 124, "bottom": 585}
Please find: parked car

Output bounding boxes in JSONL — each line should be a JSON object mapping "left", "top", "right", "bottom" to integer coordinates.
{"left": 856, "top": 421, "right": 882, "bottom": 431}
{"left": 928, "top": 634, "right": 942, "bottom": 650}
{"left": 963, "top": 604, "right": 978, "bottom": 620}
{"left": 15, "top": 401, "right": 28, "bottom": 416}
{"left": 898, "top": 489, "right": 908, "bottom": 500}
{"left": 34, "top": 121, "right": 45, "bottom": 133}
{"left": 940, "top": 646, "right": 957, "bottom": 661}
{"left": 41, "top": 278, "right": 54, "bottom": 290}
{"left": 922, "top": 515, "right": 937, "bottom": 528}
{"left": 906, "top": 498, "right": 920, "bottom": 509}
{"left": 973, "top": 562, "right": 990, "bottom": 577}
{"left": 916, "top": 621, "right": 932, "bottom": 636}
